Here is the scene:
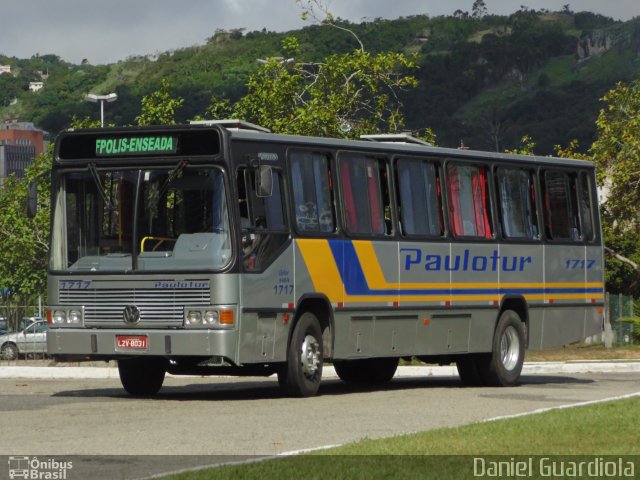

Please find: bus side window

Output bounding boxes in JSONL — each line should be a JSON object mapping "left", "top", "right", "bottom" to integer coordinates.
{"left": 339, "top": 154, "right": 390, "bottom": 236}
{"left": 446, "top": 163, "right": 492, "bottom": 239}
{"left": 396, "top": 158, "right": 443, "bottom": 237}
{"left": 289, "top": 152, "right": 335, "bottom": 233}
{"left": 541, "top": 170, "right": 581, "bottom": 241}
{"left": 237, "top": 167, "right": 288, "bottom": 271}
{"left": 496, "top": 167, "right": 538, "bottom": 240}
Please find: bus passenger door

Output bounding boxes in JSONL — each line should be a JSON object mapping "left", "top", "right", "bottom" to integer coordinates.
{"left": 236, "top": 167, "right": 293, "bottom": 364}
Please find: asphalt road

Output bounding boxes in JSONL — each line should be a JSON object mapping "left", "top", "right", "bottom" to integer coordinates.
{"left": 1, "top": 371, "right": 639, "bottom": 480}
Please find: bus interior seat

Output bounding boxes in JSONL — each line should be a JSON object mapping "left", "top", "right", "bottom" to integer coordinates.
{"left": 173, "top": 232, "right": 222, "bottom": 259}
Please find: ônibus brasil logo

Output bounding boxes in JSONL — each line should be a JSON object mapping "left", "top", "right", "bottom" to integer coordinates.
{"left": 8, "top": 456, "right": 73, "bottom": 479}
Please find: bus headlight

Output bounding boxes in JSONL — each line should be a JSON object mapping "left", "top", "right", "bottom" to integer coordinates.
{"left": 48, "top": 307, "right": 84, "bottom": 327}
{"left": 52, "top": 310, "right": 67, "bottom": 324}
{"left": 186, "top": 310, "right": 202, "bottom": 326}
{"left": 184, "top": 306, "right": 234, "bottom": 329}
{"left": 68, "top": 309, "right": 82, "bottom": 324}
{"left": 203, "top": 310, "right": 218, "bottom": 325}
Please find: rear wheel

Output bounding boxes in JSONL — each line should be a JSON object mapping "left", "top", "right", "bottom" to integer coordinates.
{"left": 333, "top": 357, "right": 399, "bottom": 384}
{"left": 278, "top": 312, "right": 323, "bottom": 397}
{"left": 476, "top": 310, "right": 525, "bottom": 387}
{"left": 118, "top": 357, "right": 167, "bottom": 396}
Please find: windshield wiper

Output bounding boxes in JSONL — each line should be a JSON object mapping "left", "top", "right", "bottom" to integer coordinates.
{"left": 88, "top": 162, "right": 115, "bottom": 210}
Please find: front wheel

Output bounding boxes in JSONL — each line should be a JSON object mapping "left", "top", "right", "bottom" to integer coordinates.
{"left": 118, "top": 357, "right": 167, "bottom": 396}
{"left": 278, "top": 312, "right": 323, "bottom": 397}
{"left": 477, "top": 310, "right": 525, "bottom": 387}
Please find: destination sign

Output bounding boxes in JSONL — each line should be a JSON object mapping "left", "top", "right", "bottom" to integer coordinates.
{"left": 56, "top": 128, "right": 221, "bottom": 162}
{"left": 95, "top": 136, "right": 177, "bottom": 156}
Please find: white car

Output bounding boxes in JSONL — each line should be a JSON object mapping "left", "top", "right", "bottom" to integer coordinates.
{"left": 0, "top": 320, "right": 49, "bottom": 360}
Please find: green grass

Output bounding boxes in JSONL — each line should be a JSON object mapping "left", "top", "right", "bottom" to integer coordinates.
{"left": 163, "top": 397, "right": 640, "bottom": 480}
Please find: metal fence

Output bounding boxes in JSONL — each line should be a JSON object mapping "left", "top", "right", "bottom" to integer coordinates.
{"left": 1, "top": 304, "right": 43, "bottom": 330}
{"left": 605, "top": 292, "right": 638, "bottom": 345}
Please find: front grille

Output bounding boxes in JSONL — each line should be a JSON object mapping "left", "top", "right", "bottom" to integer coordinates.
{"left": 59, "top": 286, "right": 211, "bottom": 327}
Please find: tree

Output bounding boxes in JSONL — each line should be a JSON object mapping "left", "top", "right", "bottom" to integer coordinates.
{"left": 136, "top": 79, "right": 184, "bottom": 126}
{"left": 472, "top": 0, "right": 488, "bottom": 19}
{"left": 505, "top": 134, "right": 536, "bottom": 155}
{"left": 556, "top": 80, "right": 640, "bottom": 294}
{"left": 591, "top": 80, "right": 640, "bottom": 232}
{"left": 205, "top": 30, "right": 418, "bottom": 139}
{"left": 589, "top": 80, "right": 640, "bottom": 291}
{"left": 0, "top": 147, "right": 52, "bottom": 321}
{"left": 296, "top": 0, "right": 365, "bottom": 52}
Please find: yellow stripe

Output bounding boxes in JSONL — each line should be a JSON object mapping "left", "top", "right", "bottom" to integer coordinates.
{"left": 297, "top": 239, "right": 344, "bottom": 302}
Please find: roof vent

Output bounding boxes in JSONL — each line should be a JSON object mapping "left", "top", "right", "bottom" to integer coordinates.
{"left": 360, "top": 133, "right": 432, "bottom": 146}
{"left": 189, "top": 119, "right": 270, "bottom": 133}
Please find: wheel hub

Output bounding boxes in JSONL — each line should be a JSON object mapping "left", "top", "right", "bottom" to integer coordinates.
{"left": 300, "top": 334, "right": 321, "bottom": 378}
{"left": 500, "top": 325, "right": 520, "bottom": 371}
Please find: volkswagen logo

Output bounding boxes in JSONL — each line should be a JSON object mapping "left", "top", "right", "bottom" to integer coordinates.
{"left": 123, "top": 305, "right": 141, "bottom": 325}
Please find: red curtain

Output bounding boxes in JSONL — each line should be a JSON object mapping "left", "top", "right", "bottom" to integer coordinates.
{"left": 447, "top": 165, "right": 463, "bottom": 236}
{"left": 340, "top": 162, "right": 357, "bottom": 232}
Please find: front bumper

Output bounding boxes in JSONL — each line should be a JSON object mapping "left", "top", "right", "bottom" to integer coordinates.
{"left": 47, "top": 328, "right": 239, "bottom": 360}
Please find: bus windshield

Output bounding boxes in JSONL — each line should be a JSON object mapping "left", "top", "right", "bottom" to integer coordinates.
{"left": 50, "top": 165, "right": 231, "bottom": 272}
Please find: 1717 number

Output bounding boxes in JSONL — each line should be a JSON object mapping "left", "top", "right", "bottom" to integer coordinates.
{"left": 565, "top": 259, "right": 596, "bottom": 269}
{"left": 60, "top": 280, "right": 91, "bottom": 289}
{"left": 273, "top": 284, "right": 294, "bottom": 295}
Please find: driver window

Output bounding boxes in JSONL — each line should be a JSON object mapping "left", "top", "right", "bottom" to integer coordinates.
{"left": 236, "top": 167, "right": 288, "bottom": 271}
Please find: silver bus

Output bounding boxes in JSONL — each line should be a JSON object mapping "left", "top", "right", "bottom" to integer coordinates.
{"left": 40, "top": 120, "right": 604, "bottom": 397}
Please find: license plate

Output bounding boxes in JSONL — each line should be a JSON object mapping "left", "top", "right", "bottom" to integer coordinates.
{"left": 116, "top": 335, "right": 148, "bottom": 350}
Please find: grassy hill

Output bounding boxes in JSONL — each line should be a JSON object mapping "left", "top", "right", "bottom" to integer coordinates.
{"left": 1, "top": 9, "right": 639, "bottom": 154}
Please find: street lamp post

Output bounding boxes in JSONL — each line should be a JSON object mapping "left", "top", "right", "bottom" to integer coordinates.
{"left": 85, "top": 93, "right": 118, "bottom": 127}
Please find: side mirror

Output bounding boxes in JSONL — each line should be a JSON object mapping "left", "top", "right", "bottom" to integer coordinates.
{"left": 27, "top": 179, "right": 38, "bottom": 218}
{"left": 255, "top": 165, "right": 273, "bottom": 197}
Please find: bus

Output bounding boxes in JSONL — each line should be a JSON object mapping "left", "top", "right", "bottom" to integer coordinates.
{"left": 36, "top": 120, "right": 604, "bottom": 397}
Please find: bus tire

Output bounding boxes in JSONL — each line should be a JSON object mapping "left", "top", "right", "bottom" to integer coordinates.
{"left": 333, "top": 357, "right": 399, "bottom": 384}
{"left": 278, "top": 312, "right": 323, "bottom": 397}
{"left": 477, "top": 310, "right": 525, "bottom": 387}
{"left": 118, "top": 357, "right": 167, "bottom": 396}
{"left": 456, "top": 355, "right": 484, "bottom": 386}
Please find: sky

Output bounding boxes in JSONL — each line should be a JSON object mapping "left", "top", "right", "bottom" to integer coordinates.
{"left": 1, "top": 0, "right": 638, "bottom": 65}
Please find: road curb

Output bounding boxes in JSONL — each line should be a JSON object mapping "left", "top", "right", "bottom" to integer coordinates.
{"left": 0, "top": 361, "right": 639, "bottom": 379}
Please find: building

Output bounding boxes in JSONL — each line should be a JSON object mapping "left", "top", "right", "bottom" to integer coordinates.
{"left": 0, "top": 65, "right": 11, "bottom": 75}
{"left": 29, "top": 82, "right": 44, "bottom": 92}
{"left": 0, "top": 122, "right": 46, "bottom": 185}
{"left": 0, "top": 121, "right": 46, "bottom": 156}
{"left": 0, "top": 144, "right": 34, "bottom": 187}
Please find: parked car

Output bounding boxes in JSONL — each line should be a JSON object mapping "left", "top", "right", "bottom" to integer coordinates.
{"left": 19, "top": 316, "right": 42, "bottom": 331}
{"left": 0, "top": 320, "right": 49, "bottom": 360}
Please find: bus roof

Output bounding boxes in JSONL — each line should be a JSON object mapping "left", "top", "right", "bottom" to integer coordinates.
{"left": 226, "top": 127, "right": 594, "bottom": 169}
{"left": 55, "top": 121, "right": 594, "bottom": 169}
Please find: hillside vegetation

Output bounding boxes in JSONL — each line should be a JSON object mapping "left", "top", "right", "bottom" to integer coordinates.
{"left": 1, "top": 8, "right": 639, "bottom": 154}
